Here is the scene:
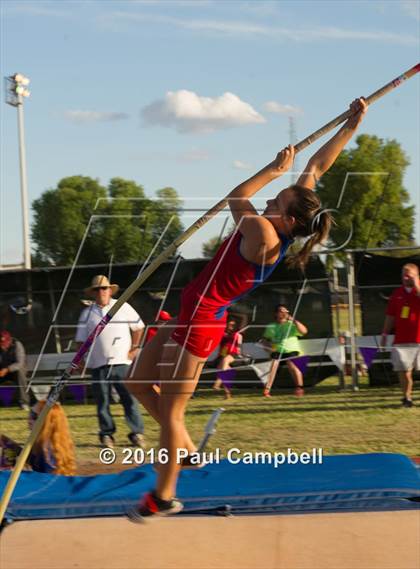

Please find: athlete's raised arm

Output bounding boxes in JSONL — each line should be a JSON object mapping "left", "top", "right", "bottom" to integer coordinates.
{"left": 297, "top": 98, "right": 368, "bottom": 191}
{"left": 226, "top": 146, "right": 295, "bottom": 263}
{"left": 227, "top": 145, "right": 295, "bottom": 225}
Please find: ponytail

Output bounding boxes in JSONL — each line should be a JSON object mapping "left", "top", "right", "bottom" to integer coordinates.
{"left": 286, "top": 233, "right": 319, "bottom": 269}
{"left": 284, "top": 189, "right": 333, "bottom": 269}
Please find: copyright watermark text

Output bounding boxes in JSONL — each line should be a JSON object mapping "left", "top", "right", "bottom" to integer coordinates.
{"left": 99, "top": 447, "right": 323, "bottom": 468}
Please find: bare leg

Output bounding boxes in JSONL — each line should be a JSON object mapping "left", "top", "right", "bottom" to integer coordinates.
{"left": 264, "top": 359, "right": 279, "bottom": 394}
{"left": 127, "top": 321, "right": 197, "bottom": 454}
{"left": 156, "top": 340, "right": 206, "bottom": 500}
{"left": 398, "top": 370, "right": 413, "bottom": 400}
{"left": 214, "top": 355, "right": 234, "bottom": 398}
{"left": 127, "top": 323, "right": 173, "bottom": 422}
{"left": 287, "top": 360, "right": 304, "bottom": 396}
{"left": 287, "top": 361, "right": 304, "bottom": 388}
{"left": 213, "top": 378, "right": 222, "bottom": 390}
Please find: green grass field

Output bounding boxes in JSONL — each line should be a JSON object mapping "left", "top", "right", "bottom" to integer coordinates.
{"left": 2, "top": 377, "right": 419, "bottom": 474}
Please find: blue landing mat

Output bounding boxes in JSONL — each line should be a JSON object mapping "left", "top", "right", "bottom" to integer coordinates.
{"left": 1, "top": 453, "right": 419, "bottom": 520}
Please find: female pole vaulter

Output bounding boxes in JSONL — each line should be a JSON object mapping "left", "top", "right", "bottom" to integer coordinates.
{"left": 127, "top": 98, "right": 368, "bottom": 519}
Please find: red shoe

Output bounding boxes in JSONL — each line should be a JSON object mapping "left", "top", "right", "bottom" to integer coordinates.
{"left": 126, "top": 491, "right": 183, "bottom": 522}
{"left": 294, "top": 386, "right": 305, "bottom": 397}
{"left": 263, "top": 388, "right": 271, "bottom": 397}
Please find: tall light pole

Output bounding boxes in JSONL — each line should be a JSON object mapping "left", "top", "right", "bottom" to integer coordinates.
{"left": 5, "top": 73, "right": 31, "bottom": 270}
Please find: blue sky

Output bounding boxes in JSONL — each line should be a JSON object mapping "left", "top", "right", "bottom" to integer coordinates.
{"left": 1, "top": 0, "right": 419, "bottom": 265}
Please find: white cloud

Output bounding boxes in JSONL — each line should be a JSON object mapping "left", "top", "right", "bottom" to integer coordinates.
{"left": 141, "top": 90, "right": 265, "bottom": 133}
{"left": 129, "top": 0, "right": 214, "bottom": 5}
{"left": 171, "top": 18, "right": 269, "bottom": 35}
{"left": 263, "top": 101, "right": 303, "bottom": 116}
{"left": 306, "top": 26, "right": 417, "bottom": 45}
{"left": 129, "top": 148, "right": 210, "bottom": 163}
{"left": 6, "top": 3, "right": 73, "bottom": 18}
{"left": 100, "top": 11, "right": 268, "bottom": 34}
{"left": 178, "top": 149, "right": 210, "bottom": 162}
{"left": 63, "top": 111, "right": 130, "bottom": 124}
{"left": 400, "top": 0, "right": 420, "bottom": 20}
{"left": 102, "top": 12, "right": 418, "bottom": 45}
{"left": 233, "top": 160, "right": 253, "bottom": 170}
{"left": 237, "top": 1, "right": 282, "bottom": 17}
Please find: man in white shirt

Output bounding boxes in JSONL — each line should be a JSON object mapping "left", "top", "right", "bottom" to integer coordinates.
{"left": 76, "top": 275, "right": 145, "bottom": 448}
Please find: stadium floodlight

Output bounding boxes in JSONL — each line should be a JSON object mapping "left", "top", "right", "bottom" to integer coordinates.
{"left": 5, "top": 73, "right": 31, "bottom": 107}
{"left": 14, "top": 73, "right": 30, "bottom": 86}
{"left": 4, "top": 72, "right": 32, "bottom": 270}
{"left": 15, "top": 85, "right": 30, "bottom": 97}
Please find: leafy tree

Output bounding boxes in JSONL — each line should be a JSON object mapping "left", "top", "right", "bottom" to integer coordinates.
{"left": 201, "top": 221, "right": 236, "bottom": 258}
{"left": 316, "top": 135, "right": 415, "bottom": 257}
{"left": 32, "top": 176, "right": 107, "bottom": 265}
{"left": 202, "top": 236, "right": 223, "bottom": 258}
{"left": 32, "top": 177, "right": 184, "bottom": 266}
{"left": 149, "top": 188, "right": 184, "bottom": 255}
{"left": 101, "top": 177, "right": 148, "bottom": 263}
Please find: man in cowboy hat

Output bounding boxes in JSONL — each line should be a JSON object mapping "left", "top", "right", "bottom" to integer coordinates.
{"left": 75, "top": 275, "right": 146, "bottom": 448}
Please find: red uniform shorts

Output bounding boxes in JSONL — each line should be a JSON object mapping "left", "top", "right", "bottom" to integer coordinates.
{"left": 171, "top": 290, "right": 227, "bottom": 358}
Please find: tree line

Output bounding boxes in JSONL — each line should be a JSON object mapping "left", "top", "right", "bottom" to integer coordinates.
{"left": 32, "top": 177, "right": 183, "bottom": 266}
{"left": 31, "top": 135, "right": 416, "bottom": 266}
{"left": 201, "top": 135, "right": 417, "bottom": 259}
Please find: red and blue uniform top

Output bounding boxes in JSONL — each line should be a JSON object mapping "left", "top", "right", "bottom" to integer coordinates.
{"left": 172, "top": 230, "right": 291, "bottom": 358}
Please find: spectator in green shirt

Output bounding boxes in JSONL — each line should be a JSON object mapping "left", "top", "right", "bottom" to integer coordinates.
{"left": 261, "top": 305, "right": 308, "bottom": 397}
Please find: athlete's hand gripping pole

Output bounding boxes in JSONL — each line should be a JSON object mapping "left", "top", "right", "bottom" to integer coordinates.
{"left": 1, "top": 62, "right": 419, "bottom": 525}
{"left": 294, "top": 63, "right": 419, "bottom": 153}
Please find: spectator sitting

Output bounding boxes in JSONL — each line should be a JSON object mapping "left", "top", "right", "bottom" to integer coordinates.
{"left": 0, "top": 330, "right": 30, "bottom": 410}
{"left": 0, "top": 400, "right": 76, "bottom": 475}
{"left": 261, "top": 305, "right": 308, "bottom": 397}
{"left": 213, "top": 319, "right": 243, "bottom": 399}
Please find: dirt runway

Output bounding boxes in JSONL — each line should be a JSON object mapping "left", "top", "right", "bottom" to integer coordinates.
{"left": 1, "top": 510, "right": 419, "bottom": 569}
